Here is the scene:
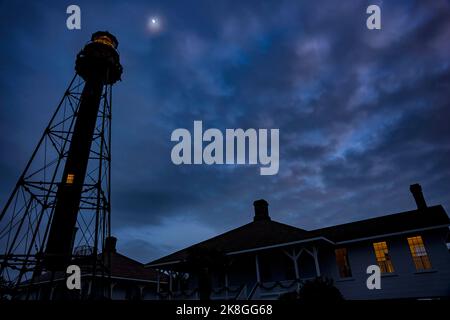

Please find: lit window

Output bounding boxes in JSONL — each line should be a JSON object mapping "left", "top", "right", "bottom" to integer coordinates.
{"left": 407, "top": 236, "right": 432, "bottom": 271}
{"left": 373, "top": 241, "right": 395, "bottom": 273}
{"left": 66, "top": 173, "right": 75, "bottom": 184}
{"left": 335, "top": 248, "right": 352, "bottom": 278}
{"left": 93, "top": 36, "right": 115, "bottom": 48}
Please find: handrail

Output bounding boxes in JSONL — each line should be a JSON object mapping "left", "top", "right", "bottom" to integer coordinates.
{"left": 247, "top": 282, "right": 260, "bottom": 300}
{"left": 233, "top": 284, "right": 247, "bottom": 300}
{"left": 212, "top": 285, "right": 242, "bottom": 295}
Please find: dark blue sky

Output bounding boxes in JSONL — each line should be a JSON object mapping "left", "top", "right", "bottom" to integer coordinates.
{"left": 0, "top": 0, "right": 449, "bottom": 262}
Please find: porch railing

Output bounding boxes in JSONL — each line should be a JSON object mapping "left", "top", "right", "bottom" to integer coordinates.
{"left": 156, "top": 278, "right": 314, "bottom": 300}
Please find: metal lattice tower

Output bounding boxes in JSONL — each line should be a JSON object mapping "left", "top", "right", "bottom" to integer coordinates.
{"left": 0, "top": 31, "right": 122, "bottom": 299}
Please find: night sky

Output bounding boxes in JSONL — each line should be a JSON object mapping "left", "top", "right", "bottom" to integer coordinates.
{"left": 0, "top": 1, "right": 449, "bottom": 263}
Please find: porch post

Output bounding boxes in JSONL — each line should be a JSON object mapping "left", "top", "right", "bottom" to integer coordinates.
{"left": 110, "top": 282, "right": 115, "bottom": 299}
{"left": 283, "top": 248, "right": 301, "bottom": 280}
{"left": 255, "top": 254, "right": 261, "bottom": 283}
{"left": 49, "top": 286, "right": 55, "bottom": 300}
{"left": 156, "top": 271, "right": 160, "bottom": 293}
{"left": 138, "top": 285, "right": 144, "bottom": 300}
{"left": 313, "top": 246, "right": 321, "bottom": 277}
{"left": 293, "top": 249, "right": 300, "bottom": 280}
{"left": 225, "top": 272, "right": 229, "bottom": 299}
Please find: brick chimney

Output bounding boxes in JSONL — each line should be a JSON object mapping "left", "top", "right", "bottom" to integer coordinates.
{"left": 253, "top": 199, "right": 271, "bottom": 221}
{"left": 410, "top": 184, "right": 427, "bottom": 210}
{"left": 104, "top": 236, "right": 117, "bottom": 253}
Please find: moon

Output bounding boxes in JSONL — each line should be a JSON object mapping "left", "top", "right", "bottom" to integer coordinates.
{"left": 148, "top": 16, "right": 161, "bottom": 33}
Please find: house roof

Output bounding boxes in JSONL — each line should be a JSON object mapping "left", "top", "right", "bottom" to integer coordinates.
{"left": 23, "top": 249, "right": 167, "bottom": 285}
{"left": 107, "top": 251, "right": 166, "bottom": 281}
{"left": 147, "top": 219, "right": 310, "bottom": 267}
{"left": 146, "top": 205, "right": 449, "bottom": 268}
{"left": 308, "top": 205, "right": 450, "bottom": 243}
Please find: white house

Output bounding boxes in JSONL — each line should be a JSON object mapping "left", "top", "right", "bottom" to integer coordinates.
{"left": 146, "top": 184, "right": 450, "bottom": 300}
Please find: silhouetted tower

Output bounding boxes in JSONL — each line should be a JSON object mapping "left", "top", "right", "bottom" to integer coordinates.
{"left": 0, "top": 31, "right": 122, "bottom": 299}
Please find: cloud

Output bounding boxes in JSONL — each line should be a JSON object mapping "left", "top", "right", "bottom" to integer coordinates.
{"left": 0, "top": 0, "right": 449, "bottom": 262}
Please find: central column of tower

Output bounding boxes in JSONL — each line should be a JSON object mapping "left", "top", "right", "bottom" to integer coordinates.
{"left": 44, "top": 31, "right": 122, "bottom": 270}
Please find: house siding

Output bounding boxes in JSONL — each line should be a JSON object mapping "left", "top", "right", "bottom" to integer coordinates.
{"left": 165, "top": 228, "right": 450, "bottom": 300}
{"left": 331, "top": 228, "right": 450, "bottom": 299}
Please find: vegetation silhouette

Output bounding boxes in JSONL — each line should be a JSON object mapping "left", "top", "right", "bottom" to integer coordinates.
{"left": 279, "top": 277, "right": 344, "bottom": 302}
{"left": 185, "top": 247, "right": 228, "bottom": 300}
